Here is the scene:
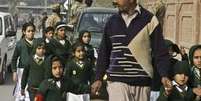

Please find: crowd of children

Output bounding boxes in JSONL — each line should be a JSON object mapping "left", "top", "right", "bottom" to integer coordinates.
{"left": 11, "top": 22, "right": 95, "bottom": 101}
{"left": 11, "top": 20, "right": 201, "bottom": 101}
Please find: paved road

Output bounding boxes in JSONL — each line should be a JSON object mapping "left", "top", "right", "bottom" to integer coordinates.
{"left": 0, "top": 72, "right": 15, "bottom": 101}
{"left": 0, "top": 29, "right": 42, "bottom": 101}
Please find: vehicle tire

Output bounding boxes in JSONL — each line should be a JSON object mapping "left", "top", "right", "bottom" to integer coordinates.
{"left": 0, "top": 58, "right": 7, "bottom": 84}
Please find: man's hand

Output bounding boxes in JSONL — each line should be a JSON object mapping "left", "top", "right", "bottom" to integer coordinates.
{"left": 13, "top": 72, "right": 17, "bottom": 82}
{"left": 91, "top": 80, "right": 102, "bottom": 96}
{"left": 180, "top": 46, "right": 186, "bottom": 56}
{"left": 161, "top": 77, "right": 173, "bottom": 96}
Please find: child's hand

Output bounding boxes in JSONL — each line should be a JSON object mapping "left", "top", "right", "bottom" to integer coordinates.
{"left": 193, "top": 88, "right": 201, "bottom": 96}
{"left": 161, "top": 77, "right": 173, "bottom": 96}
{"left": 164, "top": 86, "right": 173, "bottom": 96}
{"left": 21, "top": 89, "right": 25, "bottom": 96}
{"left": 13, "top": 72, "right": 17, "bottom": 82}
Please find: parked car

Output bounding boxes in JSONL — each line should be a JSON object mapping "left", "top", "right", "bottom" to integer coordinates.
{"left": 0, "top": 12, "right": 17, "bottom": 84}
{"left": 69, "top": 7, "right": 118, "bottom": 100}
{"left": 72, "top": 7, "right": 118, "bottom": 49}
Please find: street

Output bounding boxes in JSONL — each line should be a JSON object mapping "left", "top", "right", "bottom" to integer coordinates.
{"left": 0, "top": 72, "right": 15, "bottom": 101}
{"left": 0, "top": 29, "right": 42, "bottom": 101}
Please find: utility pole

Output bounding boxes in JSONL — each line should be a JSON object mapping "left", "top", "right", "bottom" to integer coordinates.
{"left": 44, "top": 0, "right": 48, "bottom": 12}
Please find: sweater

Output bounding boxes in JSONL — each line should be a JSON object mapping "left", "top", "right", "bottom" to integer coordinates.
{"left": 95, "top": 6, "right": 170, "bottom": 86}
{"left": 37, "top": 77, "right": 89, "bottom": 101}
{"left": 65, "top": 58, "right": 94, "bottom": 85}
{"left": 48, "top": 38, "right": 71, "bottom": 64}
{"left": 11, "top": 38, "right": 37, "bottom": 72}
{"left": 21, "top": 56, "right": 50, "bottom": 89}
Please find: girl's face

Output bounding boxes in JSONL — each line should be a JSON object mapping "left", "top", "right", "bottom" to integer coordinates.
{"left": 193, "top": 49, "right": 201, "bottom": 68}
{"left": 74, "top": 46, "right": 85, "bottom": 60}
{"left": 57, "top": 27, "right": 66, "bottom": 39}
{"left": 82, "top": 32, "right": 91, "bottom": 44}
{"left": 45, "top": 31, "right": 53, "bottom": 39}
{"left": 35, "top": 46, "right": 46, "bottom": 57}
{"left": 23, "top": 26, "right": 35, "bottom": 40}
{"left": 52, "top": 61, "right": 63, "bottom": 78}
{"left": 174, "top": 73, "right": 188, "bottom": 86}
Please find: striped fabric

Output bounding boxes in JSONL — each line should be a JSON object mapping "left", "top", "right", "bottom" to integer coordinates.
{"left": 96, "top": 5, "right": 170, "bottom": 86}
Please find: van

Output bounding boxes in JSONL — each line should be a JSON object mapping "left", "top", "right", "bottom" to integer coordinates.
{"left": 0, "top": 12, "right": 17, "bottom": 84}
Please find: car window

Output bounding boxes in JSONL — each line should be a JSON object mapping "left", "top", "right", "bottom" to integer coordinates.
{"left": 78, "top": 12, "right": 114, "bottom": 33}
{"left": 4, "top": 16, "right": 14, "bottom": 33}
{"left": 0, "top": 18, "right": 2, "bottom": 35}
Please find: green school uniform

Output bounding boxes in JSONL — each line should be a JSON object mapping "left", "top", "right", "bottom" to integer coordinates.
{"left": 48, "top": 38, "right": 71, "bottom": 64}
{"left": 21, "top": 55, "right": 50, "bottom": 100}
{"left": 11, "top": 38, "right": 37, "bottom": 72}
{"left": 64, "top": 58, "right": 94, "bottom": 93}
{"left": 38, "top": 77, "right": 89, "bottom": 101}
{"left": 85, "top": 44, "right": 95, "bottom": 63}
{"left": 157, "top": 86, "right": 195, "bottom": 101}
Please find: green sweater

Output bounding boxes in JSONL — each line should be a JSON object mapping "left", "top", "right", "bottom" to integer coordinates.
{"left": 157, "top": 86, "right": 195, "bottom": 101}
{"left": 21, "top": 56, "right": 50, "bottom": 89}
{"left": 48, "top": 38, "right": 71, "bottom": 64}
{"left": 38, "top": 77, "right": 89, "bottom": 101}
{"left": 11, "top": 38, "right": 37, "bottom": 72}
{"left": 64, "top": 58, "right": 95, "bottom": 85}
{"left": 85, "top": 44, "right": 95, "bottom": 63}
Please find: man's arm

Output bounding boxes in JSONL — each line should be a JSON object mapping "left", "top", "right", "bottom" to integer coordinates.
{"left": 150, "top": 16, "right": 170, "bottom": 77}
{"left": 149, "top": 16, "right": 172, "bottom": 88}
{"left": 95, "top": 21, "right": 112, "bottom": 81}
{"left": 91, "top": 20, "right": 112, "bottom": 95}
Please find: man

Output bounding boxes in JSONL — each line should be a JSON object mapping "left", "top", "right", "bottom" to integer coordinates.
{"left": 46, "top": 4, "right": 61, "bottom": 28}
{"left": 85, "top": 0, "right": 93, "bottom": 7}
{"left": 91, "top": 0, "right": 172, "bottom": 101}
{"left": 41, "top": 12, "right": 48, "bottom": 34}
{"left": 68, "top": 0, "right": 86, "bottom": 25}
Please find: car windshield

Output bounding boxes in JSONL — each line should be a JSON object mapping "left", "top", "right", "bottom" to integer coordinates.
{"left": 78, "top": 12, "right": 114, "bottom": 33}
{"left": 77, "top": 12, "right": 115, "bottom": 48}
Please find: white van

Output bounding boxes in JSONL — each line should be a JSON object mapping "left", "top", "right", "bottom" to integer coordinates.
{"left": 0, "top": 12, "right": 17, "bottom": 84}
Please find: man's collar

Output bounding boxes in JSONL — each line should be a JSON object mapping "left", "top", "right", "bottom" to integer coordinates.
{"left": 120, "top": 4, "right": 141, "bottom": 16}
{"left": 135, "top": 4, "right": 141, "bottom": 14}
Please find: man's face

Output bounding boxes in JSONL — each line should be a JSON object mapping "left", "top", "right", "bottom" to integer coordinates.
{"left": 113, "top": 0, "right": 137, "bottom": 13}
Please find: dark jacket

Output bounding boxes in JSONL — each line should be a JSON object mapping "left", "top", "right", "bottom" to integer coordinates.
{"left": 48, "top": 38, "right": 71, "bottom": 64}
{"left": 37, "top": 77, "right": 89, "bottom": 101}
{"left": 64, "top": 58, "right": 94, "bottom": 91}
{"left": 21, "top": 56, "right": 50, "bottom": 90}
{"left": 11, "top": 38, "right": 37, "bottom": 72}
{"left": 157, "top": 86, "right": 195, "bottom": 101}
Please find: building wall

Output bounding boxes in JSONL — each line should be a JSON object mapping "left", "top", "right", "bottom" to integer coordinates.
{"left": 142, "top": 0, "right": 201, "bottom": 48}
